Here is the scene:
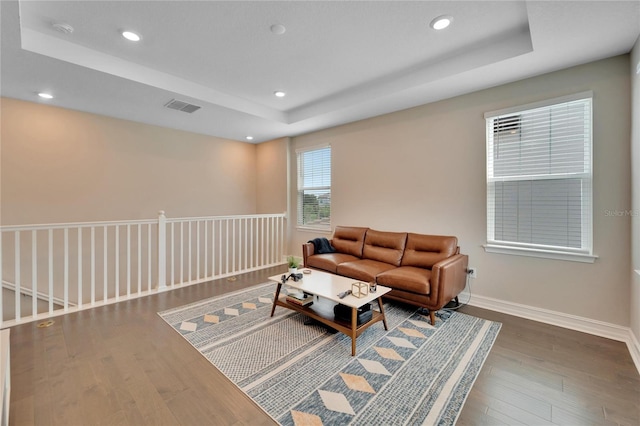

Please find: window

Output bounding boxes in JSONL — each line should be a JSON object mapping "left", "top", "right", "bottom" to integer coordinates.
{"left": 485, "top": 92, "right": 595, "bottom": 262}
{"left": 297, "top": 145, "right": 331, "bottom": 229}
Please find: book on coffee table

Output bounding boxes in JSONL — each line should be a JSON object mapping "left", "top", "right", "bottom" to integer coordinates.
{"left": 286, "top": 292, "right": 314, "bottom": 306}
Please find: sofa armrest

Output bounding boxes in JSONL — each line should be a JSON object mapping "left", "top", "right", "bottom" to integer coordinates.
{"left": 430, "top": 254, "right": 469, "bottom": 307}
{"left": 302, "top": 243, "right": 315, "bottom": 267}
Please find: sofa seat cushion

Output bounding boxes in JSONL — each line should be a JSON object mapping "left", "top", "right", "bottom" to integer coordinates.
{"left": 337, "top": 259, "right": 396, "bottom": 283}
{"left": 307, "top": 253, "right": 361, "bottom": 274}
{"left": 376, "top": 266, "right": 432, "bottom": 295}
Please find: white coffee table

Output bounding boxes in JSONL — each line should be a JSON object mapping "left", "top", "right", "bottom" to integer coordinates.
{"left": 268, "top": 269, "right": 391, "bottom": 356}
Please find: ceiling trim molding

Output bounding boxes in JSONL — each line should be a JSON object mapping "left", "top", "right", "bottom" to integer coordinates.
{"left": 20, "top": 27, "right": 289, "bottom": 123}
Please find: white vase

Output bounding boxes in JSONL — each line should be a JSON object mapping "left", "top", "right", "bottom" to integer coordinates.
{"left": 289, "top": 267, "right": 298, "bottom": 275}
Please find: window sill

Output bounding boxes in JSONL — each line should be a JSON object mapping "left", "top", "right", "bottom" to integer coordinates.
{"left": 483, "top": 244, "right": 597, "bottom": 263}
{"left": 296, "top": 226, "right": 332, "bottom": 234}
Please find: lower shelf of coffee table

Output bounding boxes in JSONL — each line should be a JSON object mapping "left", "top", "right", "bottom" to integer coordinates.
{"left": 275, "top": 295, "right": 386, "bottom": 352}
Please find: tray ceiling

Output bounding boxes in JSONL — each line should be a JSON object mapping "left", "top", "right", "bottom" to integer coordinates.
{"left": 2, "top": 0, "right": 639, "bottom": 142}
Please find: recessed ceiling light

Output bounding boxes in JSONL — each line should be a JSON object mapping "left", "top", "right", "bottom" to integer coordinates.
{"left": 246, "top": 136, "right": 254, "bottom": 141}
{"left": 274, "top": 91, "right": 286, "bottom": 98}
{"left": 430, "top": 15, "right": 453, "bottom": 30}
{"left": 270, "top": 24, "right": 286, "bottom": 35}
{"left": 122, "top": 31, "right": 141, "bottom": 41}
{"left": 38, "top": 92, "right": 54, "bottom": 99}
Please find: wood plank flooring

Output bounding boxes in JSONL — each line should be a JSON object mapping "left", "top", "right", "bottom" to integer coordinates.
{"left": 455, "top": 306, "right": 640, "bottom": 426}
{"left": 7, "top": 266, "right": 640, "bottom": 425}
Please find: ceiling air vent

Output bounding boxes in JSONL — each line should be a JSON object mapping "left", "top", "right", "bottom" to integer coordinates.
{"left": 164, "top": 99, "right": 201, "bottom": 113}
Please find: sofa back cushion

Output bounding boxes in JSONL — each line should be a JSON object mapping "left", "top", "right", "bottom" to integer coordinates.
{"left": 401, "top": 234, "right": 458, "bottom": 268}
{"left": 331, "top": 226, "right": 368, "bottom": 258}
{"left": 362, "top": 230, "right": 408, "bottom": 267}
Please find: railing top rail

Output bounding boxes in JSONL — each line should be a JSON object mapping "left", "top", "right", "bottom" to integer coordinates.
{"left": 165, "top": 213, "right": 286, "bottom": 223}
{"left": 0, "top": 219, "right": 156, "bottom": 232}
{"left": 0, "top": 212, "right": 287, "bottom": 232}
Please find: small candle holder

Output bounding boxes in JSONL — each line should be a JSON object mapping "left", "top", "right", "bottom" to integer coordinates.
{"left": 369, "top": 281, "right": 377, "bottom": 293}
{"left": 351, "top": 281, "right": 369, "bottom": 298}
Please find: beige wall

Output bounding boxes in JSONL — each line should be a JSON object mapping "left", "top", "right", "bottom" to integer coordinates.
{"left": 256, "top": 137, "right": 288, "bottom": 215}
{"left": 1, "top": 98, "right": 257, "bottom": 224}
{"left": 290, "top": 55, "right": 632, "bottom": 327}
{"left": 631, "top": 37, "right": 640, "bottom": 341}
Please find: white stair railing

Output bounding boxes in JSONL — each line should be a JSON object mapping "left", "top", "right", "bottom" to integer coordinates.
{"left": 0, "top": 211, "right": 286, "bottom": 327}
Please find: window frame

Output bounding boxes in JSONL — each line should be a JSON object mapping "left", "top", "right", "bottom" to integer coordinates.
{"left": 296, "top": 144, "right": 332, "bottom": 231}
{"left": 483, "top": 91, "right": 597, "bottom": 263}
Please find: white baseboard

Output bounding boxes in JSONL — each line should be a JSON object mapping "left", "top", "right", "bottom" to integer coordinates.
{"left": 465, "top": 292, "right": 640, "bottom": 375}
{"left": 628, "top": 331, "right": 640, "bottom": 375}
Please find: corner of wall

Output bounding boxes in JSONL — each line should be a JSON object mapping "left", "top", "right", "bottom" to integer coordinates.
{"left": 630, "top": 35, "right": 640, "bottom": 349}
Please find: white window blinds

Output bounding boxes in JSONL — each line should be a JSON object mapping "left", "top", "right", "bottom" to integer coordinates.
{"left": 297, "top": 146, "right": 331, "bottom": 229}
{"left": 485, "top": 93, "right": 593, "bottom": 257}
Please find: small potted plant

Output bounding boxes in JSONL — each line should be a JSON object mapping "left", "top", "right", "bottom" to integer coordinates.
{"left": 287, "top": 255, "right": 301, "bottom": 274}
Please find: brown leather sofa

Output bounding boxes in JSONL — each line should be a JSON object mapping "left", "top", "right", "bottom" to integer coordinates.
{"left": 302, "top": 226, "right": 469, "bottom": 325}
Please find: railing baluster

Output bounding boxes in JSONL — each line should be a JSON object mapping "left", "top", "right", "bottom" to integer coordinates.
{"left": 268, "top": 217, "right": 273, "bottom": 264}
{"left": 273, "top": 217, "right": 277, "bottom": 263}
{"left": 268, "top": 217, "right": 272, "bottom": 264}
{"left": 103, "top": 226, "right": 108, "bottom": 303}
{"left": 126, "top": 224, "right": 131, "bottom": 297}
{"left": 32, "top": 230, "right": 37, "bottom": 316}
{"left": 77, "top": 227, "right": 82, "bottom": 308}
{"left": 137, "top": 224, "right": 141, "bottom": 294}
{"left": 157, "top": 211, "right": 166, "bottom": 290}
{"left": 280, "top": 216, "right": 284, "bottom": 262}
{"left": 147, "top": 223, "right": 152, "bottom": 292}
{"left": 261, "top": 217, "right": 265, "bottom": 267}
{"left": 188, "top": 221, "right": 192, "bottom": 282}
{"left": 91, "top": 227, "right": 95, "bottom": 305}
{"left": 253, "top": 218, "right": 257, "bottom": 269}
{"left": 265, "top": 218, "right": 269, "bottom": 265}
{"left": 180, "top": 222, "right": 184, "bottom": 285}
{"left": 115, "top": 225, "right": 120, "bottom": 301}
{"left": 225, "top": 220, "right": 229, "bottom": 274}
{"left": 274, "top": 217, "right": 278, "bottom": 263}
{"left": 14, "top": 232, "right": 21, "bottom": 321}
{"left": 218, "top": 220, "right": 222, "bottom": 276}
{"left": 211, "top": 220, "right": 216, "bottom": 277}
{"left": 243, "top": 219, "right": 248, "bottom": 270}
{"left": 204, "top": 221, "right": 208, "bottom": 279}
{"left": 64, "top": 228, "right": 69, "bottom": 311}
{"left": 232, "top": 219, "right": 235, "bottom": 271}
{"left": 196, "top": 221, "right": 200, "bottom": 281}
{"left": 211, "top": 219, "right": 216, "bottom": 278}
{"left": 171, "top": 222, "right": 175, "bottom": 286}
{"left": 48, "top": 229, "right": 53, "bottom": 314}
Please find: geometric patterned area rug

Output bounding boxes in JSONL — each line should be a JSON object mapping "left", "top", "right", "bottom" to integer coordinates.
{"left": 158, "top": 282, "right": 501, "bottom": 425}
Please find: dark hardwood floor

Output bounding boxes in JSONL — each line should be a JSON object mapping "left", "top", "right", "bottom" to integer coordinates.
{"left": 8, "top": 266, "right": 640, "bottom": 425}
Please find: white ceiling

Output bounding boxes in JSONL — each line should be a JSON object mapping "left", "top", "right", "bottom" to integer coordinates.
{"left": 2, "top": 0, "right": 639, "bottom": 143}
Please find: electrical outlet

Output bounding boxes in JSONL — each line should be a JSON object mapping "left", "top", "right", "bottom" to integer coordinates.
{"left": 468, "top": 267, "right": 477, "bottom": 278}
